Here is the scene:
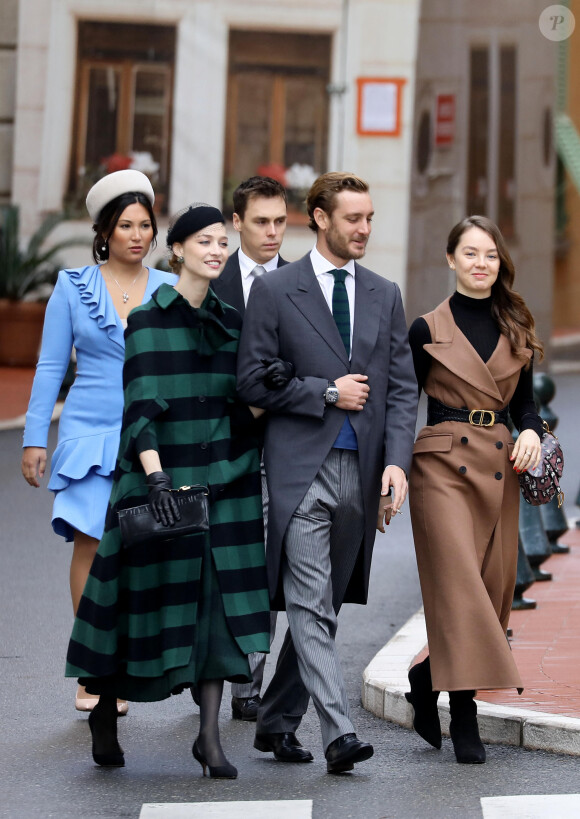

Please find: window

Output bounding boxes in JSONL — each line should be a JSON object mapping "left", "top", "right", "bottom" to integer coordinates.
{"left": 69, "top": 22, "right": 175, "bottom": 211}
{"left": 497, "top": 47, "right": 516, "bottom": 237}
{"left": 224, "top": 31, "right": 331, "bottom": 212}
{"left": 466, "top": 49, "right": 489, "bottom": 217}
{"left": 416, "top": 110, "right": 432, "bottom": 175}
{"left": 466, "top": 44, "right": 517, "bottom": 237}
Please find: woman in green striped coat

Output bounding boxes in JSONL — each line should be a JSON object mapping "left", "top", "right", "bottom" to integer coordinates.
{"left": 66, "top": 205, "right": 270, "bottom": 779}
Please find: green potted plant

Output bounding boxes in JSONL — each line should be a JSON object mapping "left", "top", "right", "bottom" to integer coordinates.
{"left": 0, "top": 205, "right": 89, "bottom": 366}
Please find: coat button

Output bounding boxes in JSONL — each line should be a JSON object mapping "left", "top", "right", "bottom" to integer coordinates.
{"left": 199, "top": 395, "right": 206, "bottom": 403}
{"left": 459, "top": 466, "right": 467, "bottom": 474}
{"left": 461, "top": 436, "right": 468, "bottom": 445}
{"left": 200, "top": 442, "right": 208, "bottom": 450}
{"left": 495, "top": 471, "right": 503, "bottom": 480}
{"left": 495, "top": 441, "right": 503, "bottom": 449}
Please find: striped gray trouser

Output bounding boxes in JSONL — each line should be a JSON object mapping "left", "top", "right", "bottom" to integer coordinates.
{"left": 256, "top": 448, "right": 365, "bottom": 750}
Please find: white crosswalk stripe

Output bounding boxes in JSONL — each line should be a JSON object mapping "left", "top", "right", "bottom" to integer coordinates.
{"left": 481, "top": 794, "right": 580, "bottom": 818}
{"left": 140, "top": 800, "right": 313, "bottom": 818}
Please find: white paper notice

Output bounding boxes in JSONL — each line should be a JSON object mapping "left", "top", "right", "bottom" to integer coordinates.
{"left": 360, "top": 81, "right": 397, "bottom": 132}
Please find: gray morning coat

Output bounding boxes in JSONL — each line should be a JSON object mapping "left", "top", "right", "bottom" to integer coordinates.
{"left": 237, "top": 253, "right": 418, "bottom": 609}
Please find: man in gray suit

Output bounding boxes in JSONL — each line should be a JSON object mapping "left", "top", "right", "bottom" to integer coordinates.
{"left": 237, "top": 172, "right": 417, "bottom": 773}
{"left": 213, "top": 176, "right": 289, "bottom": 722}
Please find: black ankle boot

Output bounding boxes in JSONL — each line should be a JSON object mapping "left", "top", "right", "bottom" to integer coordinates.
{"left": 448, "top": 690, "right": 486, "bottom": 764}
{"left": 88, "top": 699, "right": 124, "bottom": 767}
{"left": 404, "top": 657, "right": 441, "bottom": 749}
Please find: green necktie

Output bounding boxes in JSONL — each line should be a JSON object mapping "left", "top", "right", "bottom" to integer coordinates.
{"left": 330, "top": 269, "right": 350, "bottom": 357}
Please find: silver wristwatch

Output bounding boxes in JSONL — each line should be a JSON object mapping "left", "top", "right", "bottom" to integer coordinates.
{"left": 324, "top": 381, "right": 339, "bottom": 405}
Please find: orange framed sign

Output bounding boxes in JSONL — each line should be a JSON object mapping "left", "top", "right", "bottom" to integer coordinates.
{"left": 356, "top": 77, "right": 406, "bottom": 136}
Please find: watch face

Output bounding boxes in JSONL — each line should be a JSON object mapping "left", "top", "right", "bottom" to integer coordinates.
{"left": 325, "top": 387, "right": 339, "bottom": 404}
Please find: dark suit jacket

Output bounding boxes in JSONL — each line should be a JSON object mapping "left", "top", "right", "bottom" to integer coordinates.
{"left": 213, "top": 249, "right": 289, "bottom": 317}
{"left": 237, "top": 253, "right": 418, "bottom": 609}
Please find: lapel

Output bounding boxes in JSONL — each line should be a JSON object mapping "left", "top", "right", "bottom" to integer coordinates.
{"left": 287, "top": 256, "right": 349, "bottom": 367}
{"left": 109, "top": 313, "right": 125, "bottom": 350}
{"left": 424, "top": 298, "right": 523, "bottom": 402}
{"left": 485, "top": 327, "right": 532, "bottom": 396}
{"left": 215, "top": 251, "right": 245, "bottom": 314}
{"left": 350, "top": 264, "right": 382, "bottom": 372}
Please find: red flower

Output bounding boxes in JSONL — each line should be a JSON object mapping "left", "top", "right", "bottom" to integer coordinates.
{"left": 102, "top": 153, "right": 132, "bottom": 174}
{"left": 256, "top": 163, "right": 288, "bottom": 186}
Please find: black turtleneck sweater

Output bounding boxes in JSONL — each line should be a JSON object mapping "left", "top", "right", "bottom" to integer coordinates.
{"left": 408, "top": 291, "right": 543, "bottom": 435}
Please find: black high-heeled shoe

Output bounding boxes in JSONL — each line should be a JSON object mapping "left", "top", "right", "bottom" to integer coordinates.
{"left": 88, "top": 706, "right": 125, "bottom": 767}
{"left": 192, "top": 740, "right": 237, "bottom": 779}
{"left": 404, "top": 657, "right": 442, "bottom": 749}
{"left": 448, "top": 690, "right": 486, "bottom": 764}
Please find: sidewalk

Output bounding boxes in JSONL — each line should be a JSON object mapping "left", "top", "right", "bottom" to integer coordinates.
{"left": 0, "top": 365, "right": 62, "bottom": 431}
{"left": 363, "top": 524, "right": 580, "bottom": 756}
{"left": 0, "top": 366, "right": 36, "bottom": 431}
{"left": 3, "top": 364, "right": 580, "bottom": 756}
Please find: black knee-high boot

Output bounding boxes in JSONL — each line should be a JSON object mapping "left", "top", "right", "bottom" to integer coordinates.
{"left": 88, "top": 694, "right": 124, "bottom": 767}
{"left": 404, "top": 656, "right": 441, "bottom": 749}
{"left": 448, "top": 690, "right": 486, "bottom": 764}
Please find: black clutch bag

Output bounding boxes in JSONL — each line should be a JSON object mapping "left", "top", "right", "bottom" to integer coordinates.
{"left": 117, "top": 485, "right": 210, "bottom": 548}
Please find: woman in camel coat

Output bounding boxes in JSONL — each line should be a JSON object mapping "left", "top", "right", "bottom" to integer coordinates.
{"left": 406, "top": 215, "right": 544, "bottom": 764}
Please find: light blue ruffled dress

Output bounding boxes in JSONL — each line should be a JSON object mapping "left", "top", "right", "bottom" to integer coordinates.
{"left": 23, "top": 265, "right": 177, "bottom": 541}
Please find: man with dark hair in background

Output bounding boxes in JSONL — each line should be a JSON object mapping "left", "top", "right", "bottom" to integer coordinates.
{"left": 213, "top": 175, "right": 289, "bottom": 722}
{"left": 213, "top": 175, "right": 289, "bottom": 317}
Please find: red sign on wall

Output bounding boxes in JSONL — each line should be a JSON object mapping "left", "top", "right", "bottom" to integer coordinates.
{"left": 435, "top": 94, "right": 455, "bottom": 146}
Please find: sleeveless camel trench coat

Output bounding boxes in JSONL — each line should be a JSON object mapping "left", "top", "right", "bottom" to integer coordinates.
{"left": 410, "top": 298, "right": 531, "bottom": 693}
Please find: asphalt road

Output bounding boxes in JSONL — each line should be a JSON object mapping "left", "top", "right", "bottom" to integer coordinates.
{"left": 1, "top": 373, "right": 579, "bottom": 818}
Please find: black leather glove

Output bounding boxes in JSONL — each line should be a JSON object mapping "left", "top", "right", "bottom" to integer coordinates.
{"left": 146, "top": 471, "right": 181, "bottom": 527}
{"left": 260, "top": 357, "right": 295, "bottom": 390}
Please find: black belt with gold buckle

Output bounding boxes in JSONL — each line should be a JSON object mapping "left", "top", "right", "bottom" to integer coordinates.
{"left": 427, "top": 397, "right": 509, "bottom": 428}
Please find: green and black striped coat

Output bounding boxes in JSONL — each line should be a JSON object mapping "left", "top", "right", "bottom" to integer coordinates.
{"left": 66, "top": 284, "right": 270, "bottom": 690}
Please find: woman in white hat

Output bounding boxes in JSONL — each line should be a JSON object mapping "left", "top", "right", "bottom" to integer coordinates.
{"left": 21, "top": 170, "right": 177, "bottom": 713}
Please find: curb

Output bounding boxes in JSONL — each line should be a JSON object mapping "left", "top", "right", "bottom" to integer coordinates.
{"left": 362, "top": 608, "right": 580, "bottom": 756}
{"left": 0, "top": 401, "right": 63, "bottom": 432}
{"left": 0, "top": 413, "right": 29, "bottom": 432}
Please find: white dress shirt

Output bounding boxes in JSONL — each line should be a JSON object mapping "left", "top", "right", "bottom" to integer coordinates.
{"left": 238, "top": 247, "right": 280, "bottom": 306}
{"left": 310, "top": 245, "right": 355, "bottom": 355}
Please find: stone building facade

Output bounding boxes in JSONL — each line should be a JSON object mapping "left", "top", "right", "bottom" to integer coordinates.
{"left": 0, "top": 0, "right": 562, "bottom": 345}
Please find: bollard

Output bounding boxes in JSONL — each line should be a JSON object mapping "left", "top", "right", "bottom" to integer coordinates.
{"left": 519, "top": 497, "right": 553, "bottom": 581}
{"left": 534, "top": 372, "right": 569, "bottom": 553}
{"left": 512, "top": 534, "right": 537, "bottom": 610}
{"left": 540, "top": 496, "right": 570, "bottom": 553}
{"left": 512, "top": 414, "right": 552, "bottom": 581}
{"left": 533, "top": 372, "right": 557, "bottom": 428}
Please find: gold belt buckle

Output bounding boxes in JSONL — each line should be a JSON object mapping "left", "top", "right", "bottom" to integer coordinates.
{"left": 469, "top": 409, "right": 495, "bottom": 427}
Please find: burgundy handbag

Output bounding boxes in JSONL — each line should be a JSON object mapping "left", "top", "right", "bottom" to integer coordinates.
{"left": 518, "top": 422, "right": 564, "bottom": 508}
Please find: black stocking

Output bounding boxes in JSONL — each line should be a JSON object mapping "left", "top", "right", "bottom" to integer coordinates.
{"left": 196, "top": 679, "right": 228, "bottom": 767}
